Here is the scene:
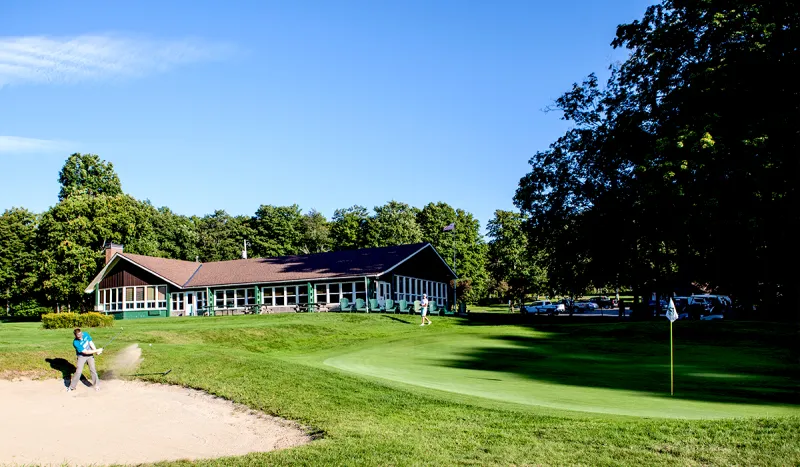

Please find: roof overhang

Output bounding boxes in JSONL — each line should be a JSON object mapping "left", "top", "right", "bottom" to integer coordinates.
{"left": 83, "top": 253, "right": 186, "bottom": 293}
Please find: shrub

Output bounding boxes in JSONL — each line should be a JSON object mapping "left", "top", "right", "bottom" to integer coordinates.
{"left": 11, "top": 299, "right": 53, "bottom": 318}
{"left": 80, "top": 312, "right": 115, "bottom": 328}
{"left": 41, "top": 312, "right": 114, "bottom": 330}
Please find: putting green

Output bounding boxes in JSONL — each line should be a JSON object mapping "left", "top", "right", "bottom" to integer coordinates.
{"left": 324, "top": 328, "right": 799, "bottom": 419}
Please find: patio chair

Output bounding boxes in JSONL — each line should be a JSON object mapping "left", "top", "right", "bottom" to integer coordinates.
{"left": 458, "top": 302, "right": 467, "bottom": 314}
{"left": 354, "top": 298, "right": 368, "bottom": 313}
{"left": 397, "top": 300, "right": 411, "bottom": 314}
{"left": 339, "top": 297, "right": 352, "bottom": 312}
{"left": 443, "top": 302, "right": 456, "bottom": 316}
{"left": 369, "top": 298, "right": 381, "bottom": 312}
{"left": 413, "top": 300, "right": 421, "bottom": 315}
{"left": 384, "top": 299, "right": 396, "bottom": 313}
{"left": 429, "top": 301, "right": 440, "bottom": 316}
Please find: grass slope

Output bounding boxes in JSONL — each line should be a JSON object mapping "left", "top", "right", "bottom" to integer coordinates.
{"left": 1, "top": 314, "right": 798, "bottom": 466}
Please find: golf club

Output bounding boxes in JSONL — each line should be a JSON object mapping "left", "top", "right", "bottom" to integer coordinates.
{"left": 124, "top": 369, "right": 172, "bottom": 377}
{"left": 100, "top": 327, "right": 124, "bottom": 350}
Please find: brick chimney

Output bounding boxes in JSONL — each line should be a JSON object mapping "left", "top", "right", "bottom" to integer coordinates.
{"left": 104, "top": 242, "right": 124, "bottom": 264}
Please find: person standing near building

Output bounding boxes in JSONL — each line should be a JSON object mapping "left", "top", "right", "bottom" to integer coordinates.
{"left": 420, "top": 294, "right": 432, "bottom": 326}
{"left": 67, "top": 328, "right": 103, "bottom": 392}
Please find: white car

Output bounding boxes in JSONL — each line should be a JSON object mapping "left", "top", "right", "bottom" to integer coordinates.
{"left": 522, "top": 300, "right": 565, "bottom": 315}
{"left": 700, "top": 314, "right": 724, "bottom": 321}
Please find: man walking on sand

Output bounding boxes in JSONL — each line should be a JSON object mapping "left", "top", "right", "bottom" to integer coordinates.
{"left": 67, "top": 328, "right": 103, "bottom": 392}
{"left": 420, "top": 294, "right": 432, "bottom": 326}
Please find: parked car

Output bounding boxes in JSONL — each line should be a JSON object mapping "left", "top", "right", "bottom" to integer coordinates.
{"left": 574, "top": 301, "right": 599, "bottom": 312}
{"left": 689, "top": 294, "right": 732, "bottom": 314}
{"left": 589, "top": 296, "right": 617, "bottom": 309}
{"left": 522, "top": 300, "right": 565, "bottom": 315}
{"left": 699, "top": 313, "right": 724, "bottom": 321}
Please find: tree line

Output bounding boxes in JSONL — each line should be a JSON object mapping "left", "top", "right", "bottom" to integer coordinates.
{"left": 514, "top": 0, "right": 798, "bottom": 319}
{"left": 1, "top": 153, "right": 537, "bottom": 315}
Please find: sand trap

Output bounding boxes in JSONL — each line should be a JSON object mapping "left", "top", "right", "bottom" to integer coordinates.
{"left": 0, "top": 379, "right": 311, "bottom": 466}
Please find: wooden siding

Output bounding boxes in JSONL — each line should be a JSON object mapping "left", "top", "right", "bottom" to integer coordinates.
{"left": 379, "top": 247, "right": 455, "bottom": 283}
{"left": 100, "top": 259, "right": 167, "bottom": 289}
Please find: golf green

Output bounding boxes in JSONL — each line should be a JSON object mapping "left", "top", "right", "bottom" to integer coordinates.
{"left": 324, "top": 327, "right": 800, "bottom": 419}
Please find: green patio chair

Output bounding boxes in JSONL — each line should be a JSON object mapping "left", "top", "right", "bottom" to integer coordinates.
{"left": 384, "top": 299, "right": 396, "bottom": 313}
{"left": 339, "top": 297, "right": 352, "bottom": 312}
{"left": 397, "top": 300, "right": 410, "bottom": 314}
{"left": 443, "top": 302, "right": 456, "bottom": 316}
{"left": 458, "top": 302, "right": 467, "bottom": 314}
{"left": 429, "top": 301, "right": 440, "bottom": 316}
{"left": 369, "top": 298, "right": 381, "bottom": 312}
{"left": 354, "top": 298, "right": 368, "bottom": 312}
{"left": 413, "top": 300, "right": 421, "bottom": 315}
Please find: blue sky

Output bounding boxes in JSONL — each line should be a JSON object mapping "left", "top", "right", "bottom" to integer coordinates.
{"left": 1, "top": 0, "right": 650, "bottom": 232}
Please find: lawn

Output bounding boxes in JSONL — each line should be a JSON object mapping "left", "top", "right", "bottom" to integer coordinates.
{"left": 1, "top": 313, "right": 798, "bottom": 466}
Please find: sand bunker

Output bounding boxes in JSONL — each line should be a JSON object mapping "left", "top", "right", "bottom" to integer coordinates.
{"left": 0, "top": 379, "right": 311, "bottom": 466}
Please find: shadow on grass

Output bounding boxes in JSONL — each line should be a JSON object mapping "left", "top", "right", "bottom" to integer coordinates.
{"left": 382, "top": 316, "right": 413, "bottom": 325}
{"left": 436, "top": 323, "right": 800, "bottom": 406}
{"left": 45, "top": 357, "right": 94, "bottom": 387}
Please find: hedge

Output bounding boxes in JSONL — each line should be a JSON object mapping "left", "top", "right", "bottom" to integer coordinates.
{"left": 41, "top": 312, "right": 115, "bottom": 330}
{"left": 9, "top": 299, "right": 53, "bottom": 318}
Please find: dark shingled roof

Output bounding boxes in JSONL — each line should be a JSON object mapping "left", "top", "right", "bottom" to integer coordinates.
{"left": 102, "top": 243, "right": 435, "bottom": 290}
{"left": 184, "top": 243, "right": 428, "bottom": 287}
{"left": 119, "top": 253, "right": 201, "bottom": 287}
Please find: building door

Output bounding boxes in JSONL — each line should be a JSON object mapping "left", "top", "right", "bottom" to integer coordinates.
{"left": 185, "top": 292, "right": 195, "bottom": 316}
{"left": 376, "top": 281, "right": 391, "bottom": 306}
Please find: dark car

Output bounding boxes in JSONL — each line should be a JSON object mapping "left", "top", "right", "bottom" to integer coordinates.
{"left": 589, "top": 296, "right": 617, "bottom": 309}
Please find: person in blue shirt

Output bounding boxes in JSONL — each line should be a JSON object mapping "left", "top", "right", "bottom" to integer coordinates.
{"left": 67, "top": 328, "right": 103, "bottom": 392}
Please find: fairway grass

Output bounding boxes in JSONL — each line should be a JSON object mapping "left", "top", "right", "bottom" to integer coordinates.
{"left": 1, "top": 314, "right": 798, "bottom": 466}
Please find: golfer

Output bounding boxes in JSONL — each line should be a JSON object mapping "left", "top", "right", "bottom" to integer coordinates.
{"left": 420, "top": 294, "right": 432, "bottom": 326}
{"left": 67, "top": 328, "right": 103, "bottom": 392}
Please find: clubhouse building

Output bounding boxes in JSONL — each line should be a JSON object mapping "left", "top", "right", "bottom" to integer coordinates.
{"left": 84, "top": 242, "right": 457, "bottom": 319}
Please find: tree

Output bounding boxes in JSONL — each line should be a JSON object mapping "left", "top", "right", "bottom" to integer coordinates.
{"left": 196, "top": 210, "right": 253, "bottom": 262}
{"left": 486, "top": 210, "right": 546, "bottom": 304}
{"left": 515, "top": 0, "right": 799, "bottom": 316}
{"left": 416, "top": 202, "right": 489, "bottom": 304}
{"left": 36, "top": 194, "right": 158, "bottom": 309}
{"left": 330, "top": 205, "right": 369, "bottom": 251}
{"left": 151, "top": 207, "right": 200, "bottom": 261}
{"left": 365, "top": 201, "right": 423, "bottom": 248}
{"left": 249, "top": 204, "right": 304, "bottom": 257}
{"left": 301, "top": 209, "right": 331, "bottom": 254}
{"left": 450, "top": 209, "right": 489, "bottom": 304}
{"left": 0, "top": 208, "right": 39, "bottom": 314}
{"left": 58, "top": 153, "right": 122, "bottom": 201}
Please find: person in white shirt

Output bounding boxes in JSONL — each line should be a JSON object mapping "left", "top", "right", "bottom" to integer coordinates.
{"left": 420, "top": 294, "right": 432, "bottom": 326}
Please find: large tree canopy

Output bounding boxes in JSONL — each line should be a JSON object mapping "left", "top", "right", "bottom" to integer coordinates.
{"left": 0, "top": 208, "right": 39, "bottom": 312}
{"left": 58, "top": 153, "right": 123, "bottom": 201}
{"left": 515, "top": 0, "right": 798, "bottom": 316}
{"left": 486, "top": 210, "right": 547, "bottom": 303}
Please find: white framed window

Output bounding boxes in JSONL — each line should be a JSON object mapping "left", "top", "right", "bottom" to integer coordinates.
{"left": 262, "top": 287, "right": 273, "bottom": 306}
{"left": 172, "top": 292, "right": 185, "bottom": 311}
{"left": 329, "top": 283, "right": 339, "bottom": 303}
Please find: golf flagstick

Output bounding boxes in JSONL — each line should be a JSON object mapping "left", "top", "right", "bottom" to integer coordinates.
{"left": 666, "top": 298, "right": 678, "bottom": 396}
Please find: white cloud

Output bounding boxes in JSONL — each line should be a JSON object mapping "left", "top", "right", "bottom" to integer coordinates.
{"left": 0, "top": 136, "right": 71, "bottom": 154}
{"left": 0, "top": 34, "right": 235, "bottom": 86}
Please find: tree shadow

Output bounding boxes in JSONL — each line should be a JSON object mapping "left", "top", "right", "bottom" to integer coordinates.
{"left": 45, "top": 357, "right": 93, "bottom": 387}
{"left": 435, "top": 324, "right": 800, "bottom": 406}
{"left": 452, "top": 312, "right": 625, "bottom": 327}
{"left": 382, "top": 315, "right": 412, "bottom": 325}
